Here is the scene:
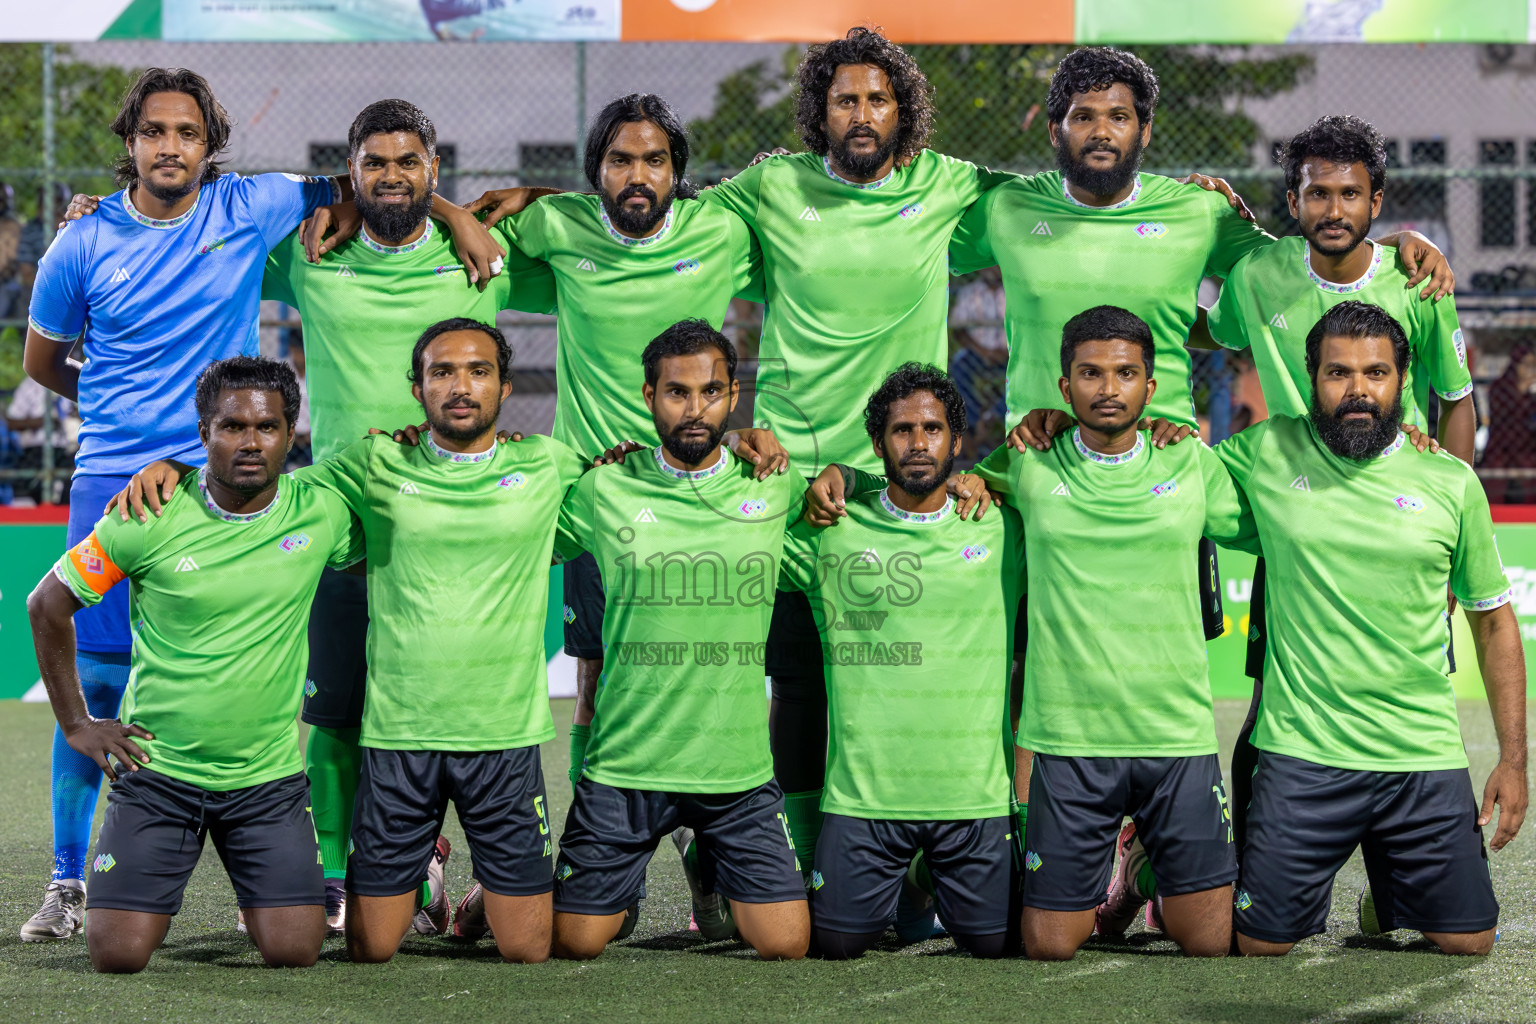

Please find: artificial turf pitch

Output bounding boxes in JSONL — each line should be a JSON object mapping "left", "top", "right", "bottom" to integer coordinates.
{"left": 1, "top": 699, "right": 1532, "bottom": 1024}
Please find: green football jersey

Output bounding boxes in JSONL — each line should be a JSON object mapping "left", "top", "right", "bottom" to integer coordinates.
{"left": 1216, "top": 415, "right": 1511, "bottom": 772}
{"left": 949, "top": 171, "right": 1273, "bottom": 427}
{"left": 263, "top": 219, "right": 558, "bottom": 462}
{"left": 704, "top": 150, "right": 1012, "bottom": 472}
{"left": 975, "top": 431, "right": 1244, "bottom": 757}
{"left": 503, "top": 194, "right": 761, "bottom": 462}
{"left": 1206, "top": 237, "right": 1473, "bottom": 429}
{"left": 298, "top": 433, "right": 586, "bottom": 751}
{"left": 54, "top": 471, "right": 363, "bottom": 790}
{"left": 553, "top": 446, "right": 806, "bottom": 793}
{"left": 779, "top": 490, "right": 1023, "bottom": 820}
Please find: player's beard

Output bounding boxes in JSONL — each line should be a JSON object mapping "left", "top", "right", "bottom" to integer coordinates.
{"left": 829, "top": 126, "right": 898, "bottom": 180}
{"left": 428, "top": 396, "right": 501, "bottom": 445}
{"left": 657, "top": 414, "right": 726, "bottom": 467}
{"left": 1309, "top": 392, "right": 1404, "bottom": 461}
{"left": 884, "top": 449, "right": 956, "bottom": 500}
{"left": 602, "top": 183, "right": 675, "bottom": 237}
{"left": 357, "top": 185, "right": 435, "bottom": 246}
{"left": 209, "top": 456, "right": 280, "bottom": 499}
{"left": 1056, "top": 135, "right": 1144, "bottom": 199}
{"left": 138, "top": 157, "right": 207, "bottom": 205}
{"left": 1302, "top": 213, "right": 1372, "bottom": 259}
{"left": 1082, "top": 398, "right": 1142, "bottom": 437}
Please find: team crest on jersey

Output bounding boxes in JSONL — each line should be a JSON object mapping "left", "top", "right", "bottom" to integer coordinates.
{"left": 961, "top": 544, "right": 991, "bottom": 563}
{"left": 279, "top": 533, "right": 312, "bottom": 553}
{"left": 1394, "top": 494, "right": 1426, "bottom": 514}
{"left": 174, "top": 556, "right": 199, "bottom": 572}
{"left": 898, "top": 203, "right": 924, "bottom": 221}
{"left": 335, "top": 266, "right": 356, "bottom": 278}
{"left": 634, "top": 507, "right": 658, "bottom": 523}
{"left": 1032, "top": 220, "right": 1052, "bottom": 236}
{"left": 499, "top": 472, "right": 527, "bottom": 489}
{"left": 1269, "top": 313, "right": 1288, "bottom": 330}
{"left": 110, "top": 267, "right": 131, "bottom": 284}
{"left": 399, "top": 481, "right": 420, "bottom": 496}
{"left": 1453, "top": 328, "right": 1467, "bottom": 368}
{"left": 197, "top": 238, "right": 227, "bottom": 255}
{"left": 1135, "top": 222, "right": 1167, "bottom": 238}
{"left": 738, "top": 498, "right": 768, "bottom": 518}
{"left": 1150, "top": 478, "right": 1180, "bottom": 498}
{"left": 673, "top": 258, "right": 702, "bottom": 276}
{"left": 576, "top": 257, "right": 597, "bottom": 272}
{"left": 92, "top": 853, "right": 116, "bottom": 873}
{"left": 798, "top": 206, "right": 821, "bottom": 222}
{"left": 433, "top": 265, "right": 464, "bottom": 278}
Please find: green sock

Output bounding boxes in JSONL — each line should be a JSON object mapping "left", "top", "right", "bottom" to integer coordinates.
{"left": 305, "top": 725, "right": 362, "bottom": 881}
{"left": 420, "top": 880, "right": 431, "bottom": 909}
{"left": 782, "top": 790, "right": 823, "bottom": 879}
{"left": 908, "top": 850, "right": 935, "bottom": 898}
{"left": 569, "top": 723, "right": 591, "bottom": 791}
{"left": 1134, "top": 860, "right": 1158, "bottom": 901}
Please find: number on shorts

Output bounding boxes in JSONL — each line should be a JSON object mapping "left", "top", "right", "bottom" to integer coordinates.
{"left": 775, "top": 811, "right": 796, "bottom": 851}
{"left": 534, "top": 795, "right": 550, "bottom": 837}
{"left": 1213, "top": 783, "right": 1232, "bottom": 844}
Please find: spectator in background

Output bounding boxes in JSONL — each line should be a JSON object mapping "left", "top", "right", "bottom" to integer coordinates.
{"left": 16, "top": 184, "right": 73, "bottom": 315}
{"left": 1484, "top": 342, "right": 1536, "bottom": 503}
{"left": 5, "top": 374, "right": 76, "bottom": 504}
{"left": 949, "top": 266, "right": 1009, "bottom": 461}
{"left": 0, "top": 181, "right": 22, "bottom": 321}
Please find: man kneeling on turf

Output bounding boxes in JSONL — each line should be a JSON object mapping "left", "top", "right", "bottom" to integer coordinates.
{"left": 549, "top": 321, "right": 809, "bottom": 960}
{"left": 1222, "top": 302, "right": 1527, "bottom": 956}
{"left": 27, "top": 357, "right": 361, "bottom": 972}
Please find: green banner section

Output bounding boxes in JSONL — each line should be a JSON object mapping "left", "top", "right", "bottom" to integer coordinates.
{"left": 1078, "top": 0, "right": 1530, "bottom": 44}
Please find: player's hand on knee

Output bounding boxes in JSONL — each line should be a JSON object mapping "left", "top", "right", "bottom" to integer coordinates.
{"left": 300, "top": 203, "right": 361, "bottom": 263}
{"left": 1480, "top": 760, "right": 1528, "bottom": 851}
{"left": 1139, "top": 417, "right": 1194, "bottom": 449}
{"left": 805, "top": 465, "right": 850, "bottom": 527}
{"left": 947, "top": 473, "right": 993, "bottom": 520}
{"left": 726, "top": 428, "right": 789, "bottom": 480}
{"left": 1177, "top": 173, "right": 1255, "bottom": 223}
{"left": 1400, "top": 423, "right": 1441, "bottom": 454}
{"left": 1009, "top": 409, "right": 1073, "bottom": 452}
{"left": 63, "top": 716, "right": 153, "bottom": 781}
{"left": 370, "top": 423, "right": 427, "bottom": 446}
{"left": 63, "top": 193, "right": 102, "bottom": 225}
{"left": 593, "top": 439, "right": 646, "bottom": 466}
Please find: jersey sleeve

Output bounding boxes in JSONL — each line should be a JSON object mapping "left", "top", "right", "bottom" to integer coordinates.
{"left": 541, "top": 436, "right": 591, "bottom": 495}
{"left": 260, "top": 230, "right": 301, "bottom": 305}
{"left": 53, "top": 502, "right": 155, "bottom": 607}
{"left": 1409, "top": 292, "right": 1474, "bottom": 402}
{"left": 1203, "top": 199, "right": 1274, "bottom": 280}
{"left": 948, "top": 189, "right": 997, "bottom": 277}
{"left": 487, "top": 219, "right": 558, "bottom": 315}
{"left": 1451, "top": 467, "right": 1512, "bottom": 610}
{"left": 318, "top": 490, "right": 366, "bottom": 570}
{"left": 1196, "top": 441, "right": 1258, "bottom": 553}
{"left": 1213, "top": 419, "right": 1269, "bottom": 493}
{"left": 777, "top": 517, "right": 821, "bottom": 594}
{"left": 26, "top": 220, "right": 91, "bottom": 343}
{"left": 727, "top": 210, "right": 765, "bottom": 303}
{"left": 698, "top": 160, "right": 764, "bottom": 228}
{"left": 972, "top": 443, "right": 1013, "bottom": 497}
{"left": 553, "top": 467, "right": 598, "bottom": 563}
{"left": 294, "top": 436, "right": 374, "bottom": 512}
{"left": 234, "top": 173, "right": 339, "bottom": 252}
{"left": 1205, "top": 258, "right": 1251, "bottom": 351}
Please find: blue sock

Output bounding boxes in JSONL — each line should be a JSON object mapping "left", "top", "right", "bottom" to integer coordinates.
{"left": 50, "top": 651, "right": 130, "bottom": 882}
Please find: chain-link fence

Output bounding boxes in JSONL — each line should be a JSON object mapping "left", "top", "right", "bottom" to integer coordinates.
{"left": 2, "top": 40, "right": 1534, "bottom": 499}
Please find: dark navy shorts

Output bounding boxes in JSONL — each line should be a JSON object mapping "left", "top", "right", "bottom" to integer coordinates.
{"left": 811, "top": 813, "right": 1013, "bottom": 935}
{"left": 1023, "top": 753, "right": 1235, "bottom": 912}
{"left": 87, "top": 769, "right": 322, "bottom": 914}
{"left": 554, "top": 778, "right": 805, "bottom": 916}
{"left": 1235, "top": 752, "right": 1498, "bottom": 944}
{"left": 349, "top": 746, "right": 553, "bottom": 899}
{"left": 562, "top": 551, "right": 605, "bottom": 660}
{"left": 302, "top": 567, "right": 368, "bottom": 729}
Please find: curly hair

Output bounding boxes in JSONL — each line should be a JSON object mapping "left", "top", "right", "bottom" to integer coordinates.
{"left": 642, "top": 319, "right": 737, "bottom": 387}
{"left": 408, "top": 318, "right": 513, "bottom": 386}
{"left": 1046, "top": 47, "right": 1159, "bottom": 126}
{"left": 863, "top": 362, "right": 967, "bottom": 443}
{"left": 349, "top": 99, "right": 437, "bottom": 160}
{"left": 1282, "top": 114, "right": 1387, "bottom": 196}
{"left": 194, "top": 356, "right": 300, "bottom": 429}
{"left": 110, "top": 68, "right": 232, "bottom": 188}
{"left": 794, "top": 27, "right": 935, "bottom": 162}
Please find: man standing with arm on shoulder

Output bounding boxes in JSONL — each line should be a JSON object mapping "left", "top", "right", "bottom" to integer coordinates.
{"left": 26, "top": 356, "right": 363, "bottom": 972}
{"left": 1219, "top": 302, "right": 1525, "bottom": 956}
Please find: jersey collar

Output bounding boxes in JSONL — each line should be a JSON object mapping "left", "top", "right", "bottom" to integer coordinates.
{"left": 878, "top": 488, "right": 953, "bottom": 524}
{"left": 1073, "top": 427, "right": 1145, "bottom": 466}
{"left": 823, "top": 156, "right": 894, "bottom": 191}
{"left": 197, "top": 466, "right": 283, "bottom": 523}
{"left": 1378, "top": 431, "right": 1406, "bottom": 458}
{"left": 123, "top": 189, "right": 199, "bottom": 230}
{"left": 600, "top": 203, "right": 675, "bottom": 247}
{"left": 360, "top": 218, "right": 434, "bottom": 256}
{"left": 1304, "top": 241, "right": 1382, "bottom": 294}
{"left": 1061, "top": 173, "right": 1141, "bottom": 210}
{"left": 425, "top": 429, "right": 496, "bottom": 463}
{"left": 653, "top": 445, "right": 729, "bottom": 481}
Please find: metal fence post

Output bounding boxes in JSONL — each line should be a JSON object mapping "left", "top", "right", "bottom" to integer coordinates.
{"left": 42, "top": 41, "right": 57, "bottom": 248}
{"left": 574, "top": 41, "right": 587, "bottom": 172}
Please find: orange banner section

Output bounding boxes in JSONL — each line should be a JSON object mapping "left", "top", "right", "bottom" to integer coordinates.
{"left": 620, "top": 0, "right": 1073, "bottom": 43}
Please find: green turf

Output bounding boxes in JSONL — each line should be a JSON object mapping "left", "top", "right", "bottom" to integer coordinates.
{"left": 1, "top": 699, "right": 1532, "bottom": 1023}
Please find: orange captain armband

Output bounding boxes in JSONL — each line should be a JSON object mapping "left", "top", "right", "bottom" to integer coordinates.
{"left": 62, "top": 532, "right": 127, "bottom": 599}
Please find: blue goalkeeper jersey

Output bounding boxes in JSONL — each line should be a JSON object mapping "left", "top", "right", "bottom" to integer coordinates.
{"left": 28, "top": 172, "right": 336, "bottom": 477}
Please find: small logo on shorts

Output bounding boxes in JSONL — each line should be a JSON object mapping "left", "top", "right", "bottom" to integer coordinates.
{"left": 1234, "top": 889, "right": 1252, "bottom": 911}
{"left": 563, "top": 604, "right": 576, "bottom": 624}
{"left": 556, "top": 863, "right": 573, "bottom": 881}
{"left": 739, "top": 498, "right": 768, "bottom": 518}
{"left": 810, "top": 870, "right": 825, "bottom": 890}
{"left": 92, "top": 853, "right": 116, "bottom": 873}
{"left": 305, "top": 679, "right": 318, "bottom": 697}
{"left": 1025, "top": 851, "right": 1043, "bottom": 872}
{"left": 499, "top": 473, "right": 527, "bottom": 489}
{"left": 280, "top": 533, "right": 312, "bottom": 553}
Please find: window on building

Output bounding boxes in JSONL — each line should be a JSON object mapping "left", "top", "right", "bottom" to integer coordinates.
{"left": 520, "top": 143, "right": 581, "bottom": 192}
{"left": 1480, "top": 139, "right": 1517, "bottom": 248}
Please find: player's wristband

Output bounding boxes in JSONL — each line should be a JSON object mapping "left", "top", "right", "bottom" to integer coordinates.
{"left": 568, "top": 723, "right": 591, "bottom": 790}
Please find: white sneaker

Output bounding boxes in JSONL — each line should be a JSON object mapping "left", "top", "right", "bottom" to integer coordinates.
{"left": 20, "top": 881, "right": 86, "bottom": 942}
{"left": 412, "top": 835, "right": 452, "bottom": 935}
